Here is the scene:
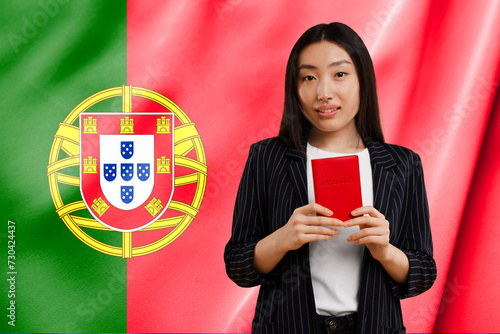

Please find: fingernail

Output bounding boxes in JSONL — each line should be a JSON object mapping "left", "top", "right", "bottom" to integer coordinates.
{"left": 327, "top": 210, "right": 333, "bottom": 216}
{"left": 344, "top": 221, "right": 350, "bottom": 226}
{"left": 346, "top": 236, "right": 351, "bottom": 242}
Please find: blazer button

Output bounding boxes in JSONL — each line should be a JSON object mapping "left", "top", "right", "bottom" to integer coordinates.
{"left": 328, "top": 319, "right": 338, "bottom": 330}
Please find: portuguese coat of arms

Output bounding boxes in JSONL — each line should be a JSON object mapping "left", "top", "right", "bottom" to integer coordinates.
{"left": 79, "top": 113, "right": 174, "bottom": 232}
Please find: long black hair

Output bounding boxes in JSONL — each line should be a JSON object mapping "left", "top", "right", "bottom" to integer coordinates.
{"left": 278, "top": 22, "right": 384, "bottom": 151}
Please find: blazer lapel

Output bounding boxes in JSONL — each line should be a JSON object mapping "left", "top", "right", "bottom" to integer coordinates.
{"left": 285, "top": 143, "right": 308, "bottom": 207}
{"left": 366, "top": 140, "right": 398, "bottom": 212}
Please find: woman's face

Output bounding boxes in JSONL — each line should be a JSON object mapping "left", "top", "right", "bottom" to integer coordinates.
{"left": 297, "top": 41, "right": 360, "bottom": 140}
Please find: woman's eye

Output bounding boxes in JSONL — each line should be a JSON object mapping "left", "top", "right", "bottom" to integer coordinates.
{"left": 335, "top": 72, "right": 346, "bottom": 78}
{"left": 303, "top": 75, "right": 315, "bottom": 81}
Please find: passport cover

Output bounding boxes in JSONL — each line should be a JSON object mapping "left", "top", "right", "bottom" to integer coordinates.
{"left": 311, "top": 155, "right": 362, "bottom": 221}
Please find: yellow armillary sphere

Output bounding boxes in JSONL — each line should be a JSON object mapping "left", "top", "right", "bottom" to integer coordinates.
{"left": 47, "top": 85, "right": 207, "bottom": 258}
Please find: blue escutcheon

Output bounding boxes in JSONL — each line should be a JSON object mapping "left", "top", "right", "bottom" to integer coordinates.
{"left": 121, "top": 163, "right": 134, "bottom": 181}
{"left": 121, "top": 186, "right": 134, "bottom": 204}
{"left": 137, "top": 163, "right": 151, "bottom": 181}
{"left": 121, "top": 141, "right": 134, "bottom": 159}
{"left": 103, "top": 164, "right": 117, "bottom": 182}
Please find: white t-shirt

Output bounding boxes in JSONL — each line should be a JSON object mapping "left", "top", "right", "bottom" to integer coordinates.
{"left": 306, "top": 142, "right": 374, "bottom": 316}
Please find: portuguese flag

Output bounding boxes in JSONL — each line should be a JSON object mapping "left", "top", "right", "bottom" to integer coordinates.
{"left": 1, "top": 1, "right": 500, "bottom": 333}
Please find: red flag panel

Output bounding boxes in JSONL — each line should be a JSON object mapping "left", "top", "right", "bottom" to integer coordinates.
{"left": 126, "top": 1, "right": 500, "bottom": 332}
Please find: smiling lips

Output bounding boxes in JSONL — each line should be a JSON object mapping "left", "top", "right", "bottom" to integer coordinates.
{"left": 315, "top": 104, "right": 340, "bottom": 117}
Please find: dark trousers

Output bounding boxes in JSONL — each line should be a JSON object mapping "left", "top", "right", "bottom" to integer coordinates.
{"left": 316, "top": 313, "right": 357, "bottom": 334}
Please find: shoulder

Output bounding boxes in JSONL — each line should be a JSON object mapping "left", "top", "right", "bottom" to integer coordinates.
{"left": 248, "top": 136, "right": 291, "bottom": 159}
{"left": 374, "top": 141, "right": 421, "bottom": 160}
{"left": 368, "top": 140, "right": 423, "bottom": 170}
{"left": 245, "top": 137, "right": 300, "bottom": 180}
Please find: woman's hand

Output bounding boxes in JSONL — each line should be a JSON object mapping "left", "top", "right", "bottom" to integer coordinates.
{"left": 253, "top": 203, "right": 342, "bottom": 275}
{"left": 277, "top": 203, "right": 343, "bottom": 252}
{"left": 344, "top": 206, "right": 390, "bottom": 261}
{"left": 345, "top": 206, "right": 409, "bottom": 285}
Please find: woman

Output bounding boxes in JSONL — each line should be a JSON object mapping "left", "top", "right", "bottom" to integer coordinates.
{"left": 224, "top": 22, "right": 436, "bottom": 334}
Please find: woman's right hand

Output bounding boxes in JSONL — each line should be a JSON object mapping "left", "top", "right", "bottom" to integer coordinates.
{"left": 276, "top": 203, "right": 343, "bottom": 252}
{"left": 253, "top": 203, "right": 342, "bottom": 275}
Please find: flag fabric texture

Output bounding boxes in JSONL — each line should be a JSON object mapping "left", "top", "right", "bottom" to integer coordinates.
{"left": 1, "top": 1, "right": 499, "bottom": 333}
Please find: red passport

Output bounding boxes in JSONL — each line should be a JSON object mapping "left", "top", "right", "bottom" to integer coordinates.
{"left": 311, "top": 155, "right": 362, "bottom": 221}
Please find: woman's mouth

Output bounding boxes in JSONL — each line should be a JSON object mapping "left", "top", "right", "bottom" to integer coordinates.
{"left": 315, "top": 105, "right": 340, "bottom": 117}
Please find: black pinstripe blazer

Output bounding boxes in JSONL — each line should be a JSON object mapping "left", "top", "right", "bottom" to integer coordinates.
{"left": 224, "top": 137, "right": 436, "bottom": 334}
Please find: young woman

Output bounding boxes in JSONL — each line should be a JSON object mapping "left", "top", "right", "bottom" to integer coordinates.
{"left": 224, "top": 22, "right": 436, "bottom": 334}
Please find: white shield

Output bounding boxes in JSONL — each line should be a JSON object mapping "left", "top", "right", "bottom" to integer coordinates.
{"left": 100, "top": 135, "right": 154, "bottom": 210}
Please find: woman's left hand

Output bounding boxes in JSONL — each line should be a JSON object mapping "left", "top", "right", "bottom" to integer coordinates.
{"left": 344, "top": 206, "right": 390, "bottom": 262}
{"left": 344, "top": 206, "right": 410, "bottom": 285}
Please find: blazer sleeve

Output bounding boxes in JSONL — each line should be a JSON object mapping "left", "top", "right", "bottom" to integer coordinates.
{"left": 224, "top": 143, "right": 276, "bottom": 288}
{"left": 390, "top": 152, "right": 437, "bottom": 299}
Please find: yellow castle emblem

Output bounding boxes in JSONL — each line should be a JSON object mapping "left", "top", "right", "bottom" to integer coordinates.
{"left": 156, "top": 156, "right": 171, "bottom": 174}
{"left": 120, "top": 116, "right": 134, "bottom": 134}
{"left": 145, "top": 197, "right": 163, "bottom": 217}
{"left": 157, "top": 116, "right": 171, "bottom": 134}
{"left": 83, "top": 156, "right": 97, "bottom": 173}
{"left": 83, "top": 116, "right": 97, "bottom": 134}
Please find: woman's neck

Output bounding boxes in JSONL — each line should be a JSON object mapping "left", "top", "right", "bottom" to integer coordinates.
{"left": 308, "top": 127, "right": 365, "bottom": 154}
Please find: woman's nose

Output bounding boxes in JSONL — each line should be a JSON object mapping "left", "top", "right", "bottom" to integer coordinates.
{"left": 317, "top": 78, "right": 334, "bottom": 101}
